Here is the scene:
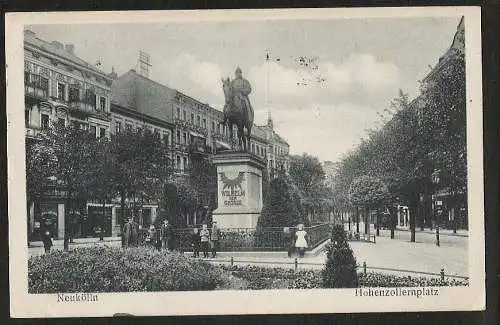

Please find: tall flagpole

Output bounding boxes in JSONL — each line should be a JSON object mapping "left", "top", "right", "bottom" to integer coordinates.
{"left": 265, "top": 51, "right": 270, "bottom": 121}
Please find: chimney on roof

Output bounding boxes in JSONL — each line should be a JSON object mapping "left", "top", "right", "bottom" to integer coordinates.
{"left": 65, "top": 44, "right": 75, "bottom": 54}
{"left": 108, "top": 67, "right": 118, "bottom": 79}
{"left": 51, "top": 41, "right": 64, "bottom": 50}
{"left": 24, "top": 29, "right": 36, "bottom": 38}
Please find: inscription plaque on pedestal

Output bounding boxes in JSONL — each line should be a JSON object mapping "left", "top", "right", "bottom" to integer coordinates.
{"left": 211, "top": 152, "right": 266, "bottom": 229}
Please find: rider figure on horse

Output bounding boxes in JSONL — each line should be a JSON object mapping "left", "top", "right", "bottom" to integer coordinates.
{"left": 230, "top": 66, "right": 254, "bottom": 121}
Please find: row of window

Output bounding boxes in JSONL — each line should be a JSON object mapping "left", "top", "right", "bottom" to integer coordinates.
{"left": 27, "top": 111, "right": 107, "bottom": 138}
{"left": 114, "top": 121, "right": 171, "bottom": 145}
{"left": 176, "top": 106, "right": 231, "bottom": 136}
{"left": 273, "top": 145, "right": 288, "bottom": 156}
{"left": 175, "top": 155, "right": 189, "bottom": 171}
{"left": 251, "top": 143, "right": 267, "bottom": 157}
{"left": 24, "top": 71, "right": 107, "bottom": 111}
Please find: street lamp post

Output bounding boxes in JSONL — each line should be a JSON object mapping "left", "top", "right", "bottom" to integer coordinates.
{"left": 432, "top": 171, "right": 440, "bottom": 247}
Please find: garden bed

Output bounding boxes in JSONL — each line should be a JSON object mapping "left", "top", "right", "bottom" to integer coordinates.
{"left": 222, "top": 265, "right": 469, "bottom": 290}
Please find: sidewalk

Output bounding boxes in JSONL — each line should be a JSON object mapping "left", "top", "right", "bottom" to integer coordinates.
{"left": 28, "top": 236, "right": 331, "bottom": 258}
{"left": 345, "top": 222, "right": 468, "bottom": 237}
{"left": 395, "top": 227, "right": 468, "bottom": 237}
{"left": 29, "top": 236, "right": 121, "bottom": 248}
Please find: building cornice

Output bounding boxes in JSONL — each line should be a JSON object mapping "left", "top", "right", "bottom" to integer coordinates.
{"left": 24, "top": 56, "right": 110, "bottom": 91}
{"left": 111, "top": 102, "right": 175, "bottom": 130}
{"left": 24, "top": 42, "right": 113, "bottom": 83}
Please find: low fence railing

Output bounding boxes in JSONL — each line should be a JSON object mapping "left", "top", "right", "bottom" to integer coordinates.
{"left": 172, "top": 223, "right": 333, "bottom": 252}
{"left": 204, "top": 257, "right": 469, "bottom": 280}
{"left": 344, "top": 230, "right": 377, "bottom": 243}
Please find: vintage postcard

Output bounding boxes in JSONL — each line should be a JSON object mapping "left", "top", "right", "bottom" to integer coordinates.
{"left": 6, "top": 7, "right": 484, "bottom": 317}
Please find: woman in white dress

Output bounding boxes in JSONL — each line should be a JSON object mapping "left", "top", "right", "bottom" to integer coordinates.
{"left": 294, "top": 224, "right": 308, "bottom": 258}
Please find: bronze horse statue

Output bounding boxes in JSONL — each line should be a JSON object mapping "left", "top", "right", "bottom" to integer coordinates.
{"left": 221, "top": 77, "right": 254, "bottom": 151}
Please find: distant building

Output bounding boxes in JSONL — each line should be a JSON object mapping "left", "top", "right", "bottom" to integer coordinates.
{"left": 322, "top": 160, "right": 339, "bottom": 186}
{"left": 111, "top": 69, "right": 275, "bottom": 173}
{"left": 257, "top": 112, "right": 290, "bottom": 177}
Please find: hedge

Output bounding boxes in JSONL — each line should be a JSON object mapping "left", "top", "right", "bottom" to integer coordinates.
{"left": 28, "top": 247, "right": 229, "bottom": 293}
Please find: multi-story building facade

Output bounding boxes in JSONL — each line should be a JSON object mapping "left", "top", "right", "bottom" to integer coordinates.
{"left": 112, "top": 69, "right": 273, "bottom": 169}
{"left": 24, "top": 29, "right": 115, "bottom": 241}
{"left": 257, "top": 114, "right": 290, "bottom": 177}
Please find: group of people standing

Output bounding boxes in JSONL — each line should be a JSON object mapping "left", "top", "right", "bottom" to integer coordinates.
{"left": 190, "top": 222, "right": 219, "bottom": 258}
{"left": 122, "top": 217, "right": 220, "bottom": 258}
{"left": 122, "top": 217, "right": 173, "bottom": 251}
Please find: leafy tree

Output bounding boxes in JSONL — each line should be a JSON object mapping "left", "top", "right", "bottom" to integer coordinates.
{"left": 30, "top": 124, "right": 97, "bottom": 250}
{"left": 419, "top": 52, "right": 466, "bottom": 232}
{"left": 111, "top": 127, "right": 171, "bottom": 227}
{"left": 289, "top": 153, "right": 328, "bottom": 222}
{"left": 348, "top": 175, "right": 389, "bottom": 235}
{"left": 257, "top": 175, "right": 303, "bottom": 228}
{"left": 87, "top": 136, "right": 117, "bottom": 240}
{"left": 188, "top": 148, "right": 217, "bottom": 212}
{"left": 26, "top": 138, "right": 58, "bottom": 238}
{"left": 160, "top": 182, "right": 182, "bottom": 227}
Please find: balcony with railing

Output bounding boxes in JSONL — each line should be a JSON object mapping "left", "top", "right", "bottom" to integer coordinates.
{"left": 68, "top": 99, "right": 110, "bottom": 121}
{"left": 25, "top": 126, "right": 43, "bottom": 139}
{"left": 24, "top": 73, "right": 49, "bottom": 103}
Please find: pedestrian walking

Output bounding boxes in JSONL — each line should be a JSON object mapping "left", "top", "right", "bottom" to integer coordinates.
{"left": 122, "top": 217, "right": 134, "bottom": 248}
{"left": 191, "top": 227, "right": 201, "bottom": 257}
{"left": 41, "top": 228, "right": 52, "bottom": 253}
{"left": 199, "top": 224, "right": 210, "bottom": 258}
{"left": 160, "top": 219, "right": 172, "bottom": 251}
{"left": 210, "top": 221, "right": 220, "bottom": 258}
{"left": 294, "top": 224, "right": 308, "bottom": 258}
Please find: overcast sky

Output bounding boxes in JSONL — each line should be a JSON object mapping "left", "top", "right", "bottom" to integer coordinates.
{"left": 28, "top": 16, "right": 460, "bottom": 163}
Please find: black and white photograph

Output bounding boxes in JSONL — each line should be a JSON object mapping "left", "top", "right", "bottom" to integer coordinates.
{"left": 6, "top": 7, "right": 484, "bottom": 317}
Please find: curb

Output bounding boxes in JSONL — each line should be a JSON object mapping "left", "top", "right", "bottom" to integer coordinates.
{"left": 395, "top": 228, "right": 468, "bottom": 238}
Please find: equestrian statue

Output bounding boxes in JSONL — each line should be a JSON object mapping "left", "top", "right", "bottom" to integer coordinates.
{"left": 221, "top": 66, "right": 254, "bottom": 152}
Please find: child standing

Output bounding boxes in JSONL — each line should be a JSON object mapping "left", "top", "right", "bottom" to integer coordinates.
{"left": 199, "top": 224, "right": 210, "bottom": 258}
{"left": 294, "top": 224, "right": 308, "bottom": 258}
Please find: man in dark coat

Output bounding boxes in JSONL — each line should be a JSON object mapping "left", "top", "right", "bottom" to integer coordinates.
{"left": 122, "top": 217, "right": 138, "bottom": 248}
{"left": 41, "top": 228, "right": 53, "bottom": 253}
{"left": 160, "top": 219, "right": 173, "bottom": 251}
{"left": 210, "top": 221, "right": 220, "bottom": 258}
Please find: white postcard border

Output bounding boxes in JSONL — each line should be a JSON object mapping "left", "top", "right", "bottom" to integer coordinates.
{"left": 6, "top": 7, "right": 484, "bottom": 317}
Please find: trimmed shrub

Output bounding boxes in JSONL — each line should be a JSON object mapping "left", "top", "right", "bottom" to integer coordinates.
{"left": 322, "top": 236, "right": 358, "bottom": 288}
{"left": 28, "top": 246, "right": 229, "bottom": 293}
{"left": 331, "top": 224, "right": 347, "bottom": 243}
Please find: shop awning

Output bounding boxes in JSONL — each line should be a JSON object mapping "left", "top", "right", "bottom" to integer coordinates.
{"left": 215, "top": 140, "right": 231, "bottom": 150}
{"left": 189, "top": 131, "right": 205, "bottom": 138}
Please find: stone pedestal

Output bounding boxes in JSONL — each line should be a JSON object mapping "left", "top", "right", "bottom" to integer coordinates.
{"left": 212, "top": 151, "right": 266, "bottom": 229}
